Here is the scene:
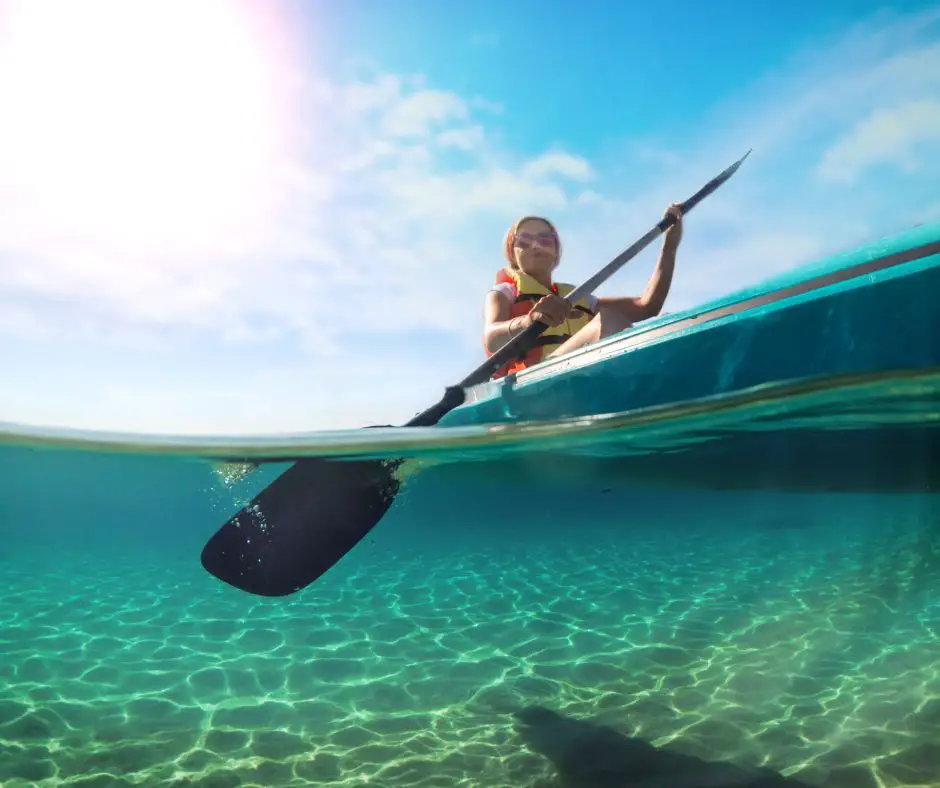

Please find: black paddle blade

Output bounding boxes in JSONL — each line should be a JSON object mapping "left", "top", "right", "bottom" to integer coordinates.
{"left": 201, "top": 456, "right": 402, "bottom": 596}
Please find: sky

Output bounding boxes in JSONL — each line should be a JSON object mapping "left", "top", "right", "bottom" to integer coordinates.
{"left": 0, "top": 0, "right": 938, "bottom": 436}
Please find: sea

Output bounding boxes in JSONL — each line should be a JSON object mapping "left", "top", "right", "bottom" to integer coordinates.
{"left": 1, "top": 366, "right": 939, "bottom": 788}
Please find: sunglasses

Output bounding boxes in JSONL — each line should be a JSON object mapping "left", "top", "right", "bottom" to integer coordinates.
{"left": 514, "top": 230, "right": 557, "bottom": 249}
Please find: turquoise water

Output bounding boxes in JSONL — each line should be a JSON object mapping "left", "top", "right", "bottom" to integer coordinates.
{"left": 2, "top": 369, "right": 940, "bottom": 787}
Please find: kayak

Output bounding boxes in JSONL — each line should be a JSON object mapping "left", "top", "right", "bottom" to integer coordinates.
{"left": 438, "top": 220, "right": 940, "bottom": 429}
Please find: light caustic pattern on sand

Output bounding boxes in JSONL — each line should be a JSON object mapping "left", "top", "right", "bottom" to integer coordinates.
{"left": 1, "top": 524, "right": 940, "bottom": 788}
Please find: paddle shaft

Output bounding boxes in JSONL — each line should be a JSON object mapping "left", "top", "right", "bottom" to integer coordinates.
{"left": 407, "top": 151, "right": 753, "bottom": 427}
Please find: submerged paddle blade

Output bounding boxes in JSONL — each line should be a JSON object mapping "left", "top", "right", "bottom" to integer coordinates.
{"left": 201, "top": 456, "right": 402, "bottom": 596}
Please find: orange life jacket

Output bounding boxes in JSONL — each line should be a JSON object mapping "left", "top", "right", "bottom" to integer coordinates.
{"left": 485, "top": 267, "right": 596, "bottom": 379}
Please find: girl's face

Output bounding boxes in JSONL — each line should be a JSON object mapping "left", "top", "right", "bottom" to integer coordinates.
{"left": 512, "top": 218, "right": 559, "bottom": 276}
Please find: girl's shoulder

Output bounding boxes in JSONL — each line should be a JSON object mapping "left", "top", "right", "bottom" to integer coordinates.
{"left": 490, "top": 281, "right": 517, "bottom": 301}
{"left": 491, "top": 267, "right": 518, "bottom": 300}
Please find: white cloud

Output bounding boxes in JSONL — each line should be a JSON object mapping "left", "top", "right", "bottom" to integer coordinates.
{"left": 817, "top": 99, "right": 940, "bottom": 184}
{"left": 437, "top": 126, "right": 486, "bottom": 150}
{"left": 1, "top": 6, "right": 939, "bottom": 435}
{"left": 523, "top": 152, "right": 596, "bottom": 181}
{"left": 383, "top": 89, "right": 470, "bottom": 137}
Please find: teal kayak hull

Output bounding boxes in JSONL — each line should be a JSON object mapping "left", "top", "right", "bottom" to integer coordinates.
{"left": 439, "top": 221, "right": 940, "bottom": 428}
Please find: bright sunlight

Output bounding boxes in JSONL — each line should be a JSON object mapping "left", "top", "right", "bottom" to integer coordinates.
{"left": 0, "top": 0, "right": 293, "bottom": 260}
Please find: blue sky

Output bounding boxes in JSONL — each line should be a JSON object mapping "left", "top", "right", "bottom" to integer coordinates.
{"left": 0, "top": 0, "right": 938, "bottom": 436}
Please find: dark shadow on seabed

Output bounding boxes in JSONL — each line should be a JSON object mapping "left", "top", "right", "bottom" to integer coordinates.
{"left": 513, "top": 706, "right": 814, "bottom": 788}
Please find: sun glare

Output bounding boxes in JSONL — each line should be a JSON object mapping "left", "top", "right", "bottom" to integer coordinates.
{"left": 0, "top": 0, "right": 293, "bottom": 258}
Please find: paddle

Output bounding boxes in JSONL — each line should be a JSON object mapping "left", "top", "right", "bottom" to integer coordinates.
{"left": 200, "top": 150, "right": 751, "bottom": 597}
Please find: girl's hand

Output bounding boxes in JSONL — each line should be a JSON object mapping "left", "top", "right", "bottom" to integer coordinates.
{"left": 528, "top": 294, "right": 571, "bottom": 327}
{"left": 663, "top": 202, "right": 683, "bottom": 246}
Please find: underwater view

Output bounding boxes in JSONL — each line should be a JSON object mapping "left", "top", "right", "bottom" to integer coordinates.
{"left": 2, "top": 367, "right": 939, "bottom": 788}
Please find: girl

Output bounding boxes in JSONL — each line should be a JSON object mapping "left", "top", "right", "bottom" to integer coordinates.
{"left": 483, "top": 204, "right": 683, "bottom": 379}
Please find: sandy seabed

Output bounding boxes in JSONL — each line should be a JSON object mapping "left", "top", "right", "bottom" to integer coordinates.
{"left": 1, "top": 523, "right": 939, "bottom": 788}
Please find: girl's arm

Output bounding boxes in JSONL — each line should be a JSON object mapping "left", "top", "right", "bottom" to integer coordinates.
{"left": 597, "top": 204, "right": 683, "bottom": 322}
{"left": 483, "top": 291, "right": 519, "bottom": 353}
